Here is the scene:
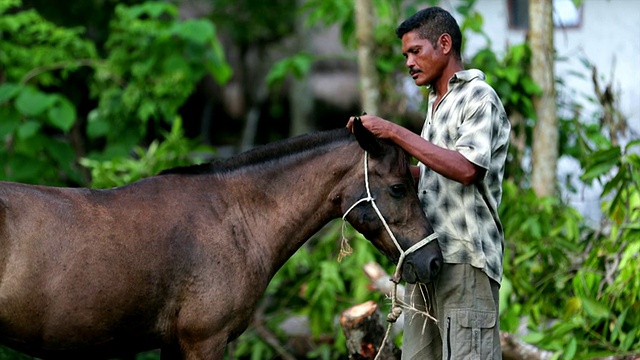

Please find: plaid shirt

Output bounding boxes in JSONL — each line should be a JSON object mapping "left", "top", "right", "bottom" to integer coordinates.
{"left": 418, "top": 69, "right": 510, "bottom": 284}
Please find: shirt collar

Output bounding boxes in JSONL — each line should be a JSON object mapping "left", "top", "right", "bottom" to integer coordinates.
{"left": 450, "top": 69, "right": 486, "bottom": 83}
{"left": 426, "top": 69, "right": 485, "bottom": 96}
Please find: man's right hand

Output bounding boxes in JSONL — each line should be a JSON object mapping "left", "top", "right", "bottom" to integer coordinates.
{"left": 346, "top": 114, "right": 396, "bottom": 140}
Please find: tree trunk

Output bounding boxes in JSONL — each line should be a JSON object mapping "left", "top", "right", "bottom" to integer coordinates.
{"left": 289, "top": 0, "right": 314, "bottom": 137}
{"left": 529, "top": 0, "right": 558, "bottom": 197}
{"left": 354, "top": 0, "right": 380, "bottom": 114}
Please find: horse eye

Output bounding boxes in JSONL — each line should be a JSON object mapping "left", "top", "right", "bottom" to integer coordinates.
{"left": 390, "top": 184, "right": 407, "bottom": 198}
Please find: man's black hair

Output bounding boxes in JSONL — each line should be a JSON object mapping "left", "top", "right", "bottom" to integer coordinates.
{"left": 395, "top": 7, "right": 462, "bottom": 60}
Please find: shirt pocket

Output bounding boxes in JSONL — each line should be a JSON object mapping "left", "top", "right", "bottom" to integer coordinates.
{"left": 446, "top": 309, "right": 497, "bottom": 360}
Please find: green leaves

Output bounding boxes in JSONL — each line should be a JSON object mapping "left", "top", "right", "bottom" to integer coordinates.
{"left": 2, "top": 84, "right": 76, "bottom": 135}
{"left": 580, "top": 146, "right": 621, "bottom": 182}
{"left": 499, "top": 137, "right": 640, "bottom": 358}
{"left": 88, "top": 1, "right": 232, "bottom": 155}
{"left": 170, "top": 20, "right": 215, "bottom": 45}
{"left": 0, "top": 0, "right": 230, "bottom": 187}
{"left": 10, "top": 86, "right": 76, "bottom": 133}
{"left": 0, "top": 83, "right": 21, "bottom": 104}
{"left": 266, "top": 53, "right": 313, "bottom": 90}
{"left": 0, "top": 1, "right": 97, "bottom": 86}
{"left": 47, "top": 97, "right": 76, "bottom": 133}
{"left": 14, "top": 85, "right": 55, "bottom": 116}
{"left": 81, "top": 118, "right": 213, "bottom": 189}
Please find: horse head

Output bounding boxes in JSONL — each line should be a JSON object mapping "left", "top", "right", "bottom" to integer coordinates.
{"left": 342, "top": 119, "right": 443, "bottom": 284}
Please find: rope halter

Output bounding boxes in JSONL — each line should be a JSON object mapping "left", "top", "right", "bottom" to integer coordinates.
{"left": 341, "top": 151, "right": 438, "bottom": 284}
{"left": 341, "top": 150, "right": 439, "bottom": 360}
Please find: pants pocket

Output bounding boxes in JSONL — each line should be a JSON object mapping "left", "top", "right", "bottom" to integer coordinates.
{"left": 445, "top": 309, "right": 496, "bottom": 360}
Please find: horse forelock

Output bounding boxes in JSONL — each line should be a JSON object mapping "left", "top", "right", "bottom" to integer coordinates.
{"left": 159, "top": 128, "right": 353, "bottom": 176}
{"left": 394, "top": 145, "right": 412, "bottom": 169}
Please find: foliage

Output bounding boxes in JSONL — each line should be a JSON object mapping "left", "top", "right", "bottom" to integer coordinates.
{"left": 267, "top": 0, "right": 440, "bottom": 122}
{"left": 499, "top": 181, "right": 584, "bottom": 327}
{"left": 209, "top": 0, "right": 297, "bottom": 46}
{"left": 0, "top": 0, "right": 98, "bottom": 185}
{"left": 562, "top": 140, "right": 640, "bottom": 357}
{"left": 0, "top": 0, "right": 229, "bottom": 187}
{"left": 0, "top": 345, "right": 31, "bottom": 360}
{"left": 88, "top": 1, "right": 231, "bottom": 159}
{"left": 0, "top": 0, "right": 98, "bottom": 86}
{"left": 499, "top": 125, "right": 640, "bottom": 359}
{"left": 80, "top": 118, "right": 213, "bottom": 189}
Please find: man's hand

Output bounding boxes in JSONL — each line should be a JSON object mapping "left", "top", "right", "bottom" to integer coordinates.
{"left": 346, "top": 114, "right": 396, "bottom": 139}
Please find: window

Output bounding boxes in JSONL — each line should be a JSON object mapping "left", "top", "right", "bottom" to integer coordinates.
{"left": 507, "top": 0, "right": 583, "bottom": 29}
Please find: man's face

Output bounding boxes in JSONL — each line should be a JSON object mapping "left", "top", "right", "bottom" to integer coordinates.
{"left": 401, "top": 30, "right": 445, "bottom": 87}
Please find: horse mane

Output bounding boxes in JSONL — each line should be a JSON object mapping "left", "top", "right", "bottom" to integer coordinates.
{"left": 159, "top": 127, "right": 353, "bottom": 176}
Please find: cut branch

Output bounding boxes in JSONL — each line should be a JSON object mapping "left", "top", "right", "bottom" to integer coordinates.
{"left": 340, "top": 300, "right": 400, "bottom": 359}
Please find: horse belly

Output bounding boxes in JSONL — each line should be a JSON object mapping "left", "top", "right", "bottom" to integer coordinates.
{"left": 0, "top": 261, "right": 171, "bottom": 356}
{"left": 0, "top": 226, "right": 181, "bottom": 356}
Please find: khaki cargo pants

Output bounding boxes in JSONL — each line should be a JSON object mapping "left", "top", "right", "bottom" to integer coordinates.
{"left": 401, "top": 263, "right": 502, "bottom": 360}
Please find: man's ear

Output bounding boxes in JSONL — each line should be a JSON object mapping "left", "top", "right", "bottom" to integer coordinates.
{"left": 353, "top": 117, "right": 385, "bottom": 157}
{"left": 438, "top": 33, "right": 452, "bottom": 55}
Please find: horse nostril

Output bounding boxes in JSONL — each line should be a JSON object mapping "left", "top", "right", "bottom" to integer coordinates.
{"left": 430, "top": 257, "right": 442, "bottom": 276}
{"left": 402, "top": 261, "right": 418, "bottom": 284}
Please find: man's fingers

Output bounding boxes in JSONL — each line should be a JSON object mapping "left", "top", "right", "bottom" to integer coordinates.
{"left": 346, "top": 116, "right": 356, "bottom": 132}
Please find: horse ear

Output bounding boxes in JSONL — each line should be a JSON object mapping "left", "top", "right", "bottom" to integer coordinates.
{"left": 353, "top": 117, "right": 385, "bottom": 157}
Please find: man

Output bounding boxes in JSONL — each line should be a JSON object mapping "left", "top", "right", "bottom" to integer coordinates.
{"left": 347, "top": 7, "right": 510, "bottom": 360}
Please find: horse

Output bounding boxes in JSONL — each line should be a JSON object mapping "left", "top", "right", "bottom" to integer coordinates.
{"left": 0, "top": 120, "right": 442, "bottom": 359}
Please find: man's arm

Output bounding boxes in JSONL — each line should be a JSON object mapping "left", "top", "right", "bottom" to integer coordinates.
{"left": 348, "top": 115, "right": 483, "bottom": 185}
{"left": 410, "top": 165, "right": 420, "bottom": 183}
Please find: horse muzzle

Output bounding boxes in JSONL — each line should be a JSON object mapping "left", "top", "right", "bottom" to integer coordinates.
{"left": 401, "top": 243, "right": 443, "bottom": 284}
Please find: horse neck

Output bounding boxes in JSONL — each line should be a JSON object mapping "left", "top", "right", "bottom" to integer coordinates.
{"left": 225, "top": 140, "right": 362, "bottom": 278}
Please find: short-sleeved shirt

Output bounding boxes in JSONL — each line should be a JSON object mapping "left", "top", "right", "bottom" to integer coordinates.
{"left": 417, "top": 69, "right": 510, "bottom": 284}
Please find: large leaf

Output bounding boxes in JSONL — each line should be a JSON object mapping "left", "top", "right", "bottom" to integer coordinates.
{"left": 580, "top": 297, "right": 611, "bottom": 320}
{"left": 580, "top": 146, "right": 621, "bottom": 181}
{"left": 16, "top": 120, "right": 41, "bottom": 140}
{"left": 170, "top": 20, "right": 214, "bottom": 45}
{"left": 14, "top": 86, "right": 54, "bottom": 116}
{"left": 0, "top": 83, "right": 21, "bottom": 103}
{"left": 0, "top": 108, "right": 20, "bottom": 137}
{"left": 47, "top": 96, "right": 76, "bottom": 133}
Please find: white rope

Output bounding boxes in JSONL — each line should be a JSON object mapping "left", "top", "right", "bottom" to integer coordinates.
{"left": 340, "top": 151, "right": 438, "bottom": 359}
{"left": 341, "top": 152, "right": 437, "bottom": 279}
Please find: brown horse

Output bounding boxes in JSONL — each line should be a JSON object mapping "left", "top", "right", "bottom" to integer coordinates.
{"left": 0, "top": 120, "right": 442, "bottom": 359}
